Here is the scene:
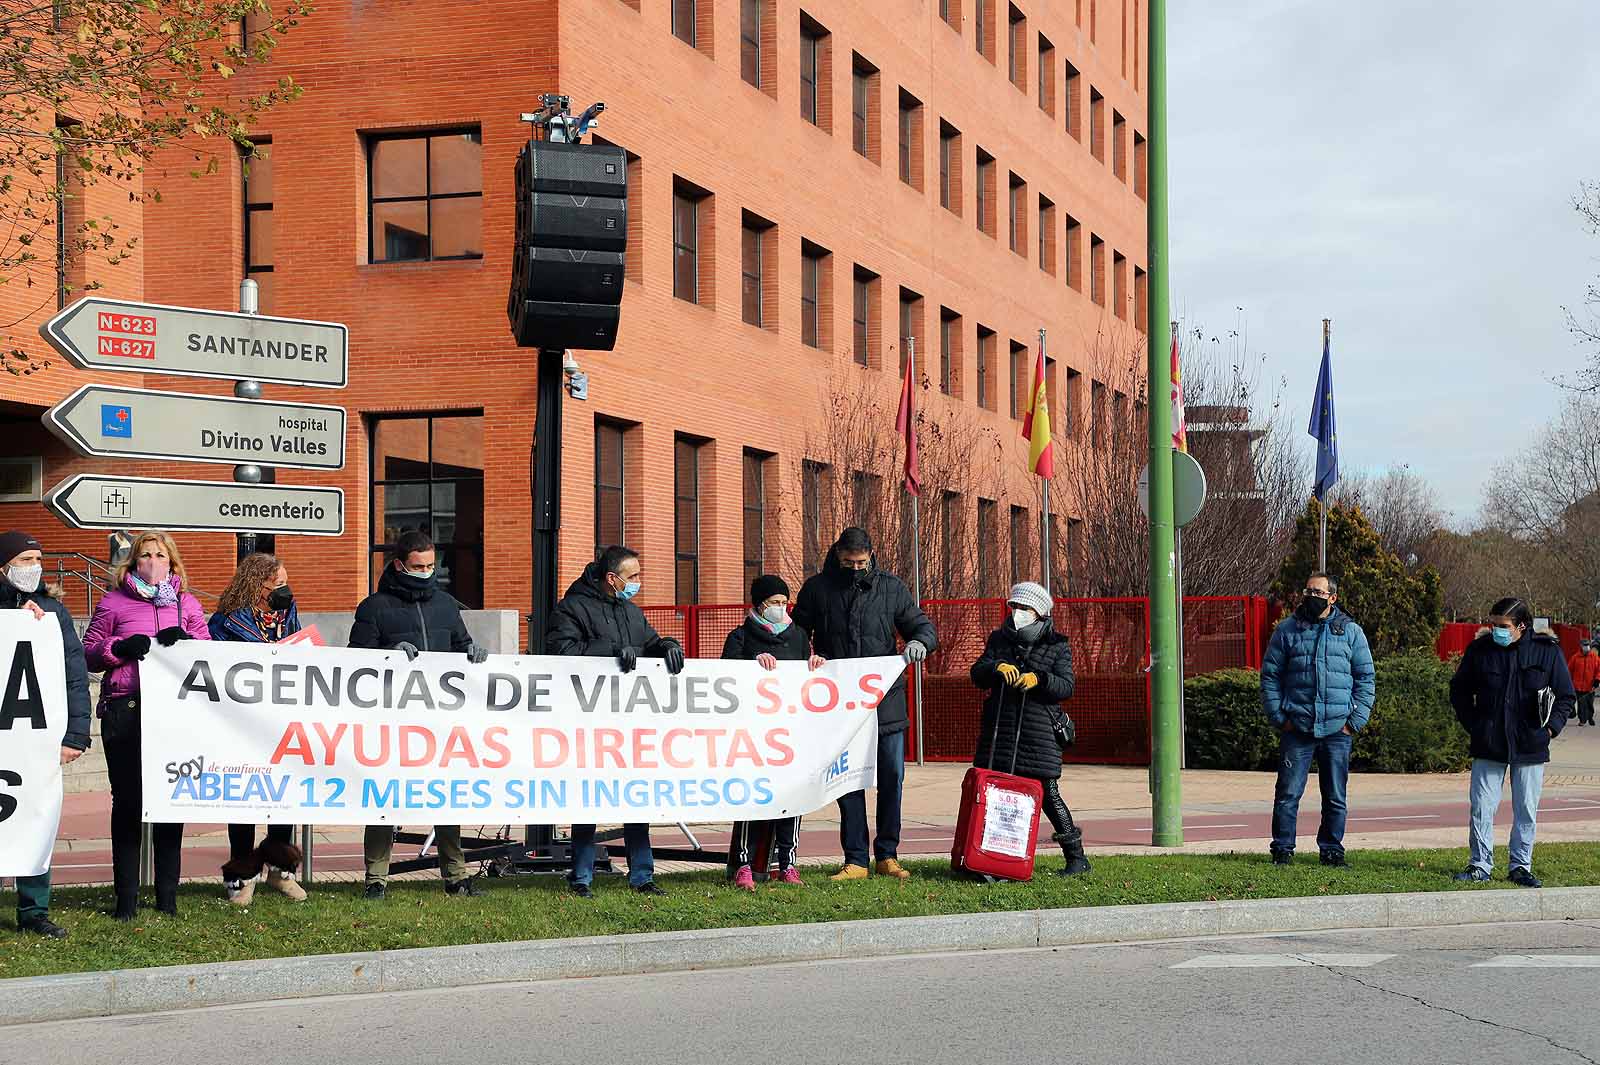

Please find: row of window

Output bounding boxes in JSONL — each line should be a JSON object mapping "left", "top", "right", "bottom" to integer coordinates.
{"left": 595, "top": 416, "right": 1091, "bottom": 603}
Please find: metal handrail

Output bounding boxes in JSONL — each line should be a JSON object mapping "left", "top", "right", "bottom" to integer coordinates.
{"left": 42, "top": 551, "right": 218, "bottom": 615}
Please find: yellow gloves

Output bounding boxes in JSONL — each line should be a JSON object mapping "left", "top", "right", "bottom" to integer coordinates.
{"left": 995, "top": 663, "right": 1021, "bottom": 686}
{"left": 1016, "top": 672, "right": 1040, "bottom": 692}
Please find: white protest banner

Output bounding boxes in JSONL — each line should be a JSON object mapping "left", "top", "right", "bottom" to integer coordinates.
{"left": 138, "top": 642, "right": 906, "bottom": 825}
{"left": 0, "top": 611, "right": 68, "bottom": 877}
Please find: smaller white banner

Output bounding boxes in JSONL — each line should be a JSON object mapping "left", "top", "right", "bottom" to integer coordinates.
{"left": 979, "top": 783, "right": 1037, "bottom": 859}
{"left": 0, "top": 611, "right": 68, "bottom": 877}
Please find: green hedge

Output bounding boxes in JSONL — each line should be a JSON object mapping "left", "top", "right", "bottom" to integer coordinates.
{"left": 1183, "top": 652, "right": 1469, "bottom": 773}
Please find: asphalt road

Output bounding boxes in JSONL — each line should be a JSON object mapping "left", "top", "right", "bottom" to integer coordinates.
{"left": 7, "top": 919, "right": 1600, "bottom": 1064}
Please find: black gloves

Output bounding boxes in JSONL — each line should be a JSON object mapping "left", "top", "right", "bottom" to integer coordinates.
{"left": 155, "top": 627, "right": 189, "bottom": 647}
{"left": 662, "top": 641, "right": 686, "bottom": 676}
{"left": 111, "top": 634, "right": 152, "bottom": 661}
{"left": 394, "top": 641, "right": 421, "bottom": 662}
{"left": 617, "top": 646, "right": 639, "bottom": 673}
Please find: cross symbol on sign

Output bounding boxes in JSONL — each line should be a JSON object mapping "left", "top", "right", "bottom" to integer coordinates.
{"left": 100, "top": 485, "right": 132, "bottom": 519}
{"left": 116, "top": 408, "right": 129, "bottom": 422}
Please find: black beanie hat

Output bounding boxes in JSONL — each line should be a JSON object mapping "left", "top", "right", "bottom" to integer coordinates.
{"left": 750, "top": 574, "right": 790, "bottom": 605}
{"left": 0, "top": 530, "right": 40, "bottom": 569}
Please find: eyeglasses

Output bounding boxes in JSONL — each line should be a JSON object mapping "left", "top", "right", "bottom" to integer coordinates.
{"left": 1301, "top": 589, "right": 1330, "bottom": 597}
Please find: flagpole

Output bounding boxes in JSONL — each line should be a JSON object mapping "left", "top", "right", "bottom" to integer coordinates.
{"left": 1318, "top": 318, "right": 1331, "bottom": 571}
{"left": 907, "top": 335, "right": 925, "bottom": 768}
{"left": 1038, "top": 328, "right": 1051, "bottom": 593}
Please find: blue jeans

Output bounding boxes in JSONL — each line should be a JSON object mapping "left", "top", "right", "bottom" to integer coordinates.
{"left": 1270, "top": 729, "right": 1351, "bottom": 857}
{"left": 838, "top": 730, "right": 906, "bottom": 866}
{"left": 568, "top": 823, "right": 655, "bottom": 888}
{"left": 1468, "top": 759, "right": 1545, "bottom": 873}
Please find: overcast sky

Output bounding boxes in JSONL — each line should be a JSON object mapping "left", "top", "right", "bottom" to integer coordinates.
{"left": 1169, "top": 0, "right": 1600, "bottom": 520}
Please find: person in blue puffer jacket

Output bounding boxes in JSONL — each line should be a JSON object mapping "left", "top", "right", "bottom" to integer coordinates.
{"left": 1259, "top": 572, "right": 1375, "bottom": 867}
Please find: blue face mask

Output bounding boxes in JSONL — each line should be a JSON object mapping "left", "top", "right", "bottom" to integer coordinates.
{"left": 616, "top": 580, "right": 641, "bottom": 601}
{"left": 1491, "top": 626, "right": 1514, "bottom": 647}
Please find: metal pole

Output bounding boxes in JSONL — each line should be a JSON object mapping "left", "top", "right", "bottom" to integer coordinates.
{"left": 234, "top": 278, "right": 267, "bottom": 561}
{"left": 1317, "top": 318, "right": 1331, "bottom": 571}
{"left": 907, "top": 335, "right": 925, "bottom": 767}
{"left": 1038, "top": 328, "right": 1051, "bottom": 593}
{"left": 1145, "top": 0, "right": 1183, "bottom": 846}
{"left": 300, "top": 824, "right": 314, "bottom": 886}
{"left": 526, "top": 345, "right": 567, "bottom": 859}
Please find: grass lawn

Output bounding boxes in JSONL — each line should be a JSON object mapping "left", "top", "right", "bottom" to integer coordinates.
{"left": 4, "top": 843, "right": 1598, "bottom": 981}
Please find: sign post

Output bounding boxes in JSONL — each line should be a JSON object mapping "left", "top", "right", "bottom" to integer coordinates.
{"left": 45, "top": 474, "right": 344, "bottom": 536}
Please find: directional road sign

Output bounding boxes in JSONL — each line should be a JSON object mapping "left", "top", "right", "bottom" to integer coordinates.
{"left": 46, "top": 474, "right": 344, "bottom": 536}
{"left": 44, "top": 385, "right": 347, "bottom": 471}
{"left": 40, "top": 297, "right": 348, "bottom": 388}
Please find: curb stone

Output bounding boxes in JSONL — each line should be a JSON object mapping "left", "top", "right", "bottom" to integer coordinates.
{"left": 4, "top": 886, "right": 1599, "bottom": 1026}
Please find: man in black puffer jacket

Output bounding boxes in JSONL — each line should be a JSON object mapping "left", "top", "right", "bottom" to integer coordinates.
{"left": 793, "top": 527, "right": 937, "bottom": 881}
{"left": 971, "top": 582, "right": 1087, "bottom": 876}
{"left": 721, "top": 574, "right": 825, "bottom": 889}
{"left": 548, "top": 545, "right": 685, "bottom": 898}
{"left": 0, "top": 530, "right": 91, "bottom": 938}
{"left": 350, "top": 530, "right": 489, "bottom": 900}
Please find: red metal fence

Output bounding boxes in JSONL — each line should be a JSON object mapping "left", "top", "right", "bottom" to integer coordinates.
{"left": 644, "top": 595, "right": 1272, "bottom": 766}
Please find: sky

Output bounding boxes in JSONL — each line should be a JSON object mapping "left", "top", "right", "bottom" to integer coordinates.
{"left": 1168, "top": 0, "right": 1600, "bottom": 520}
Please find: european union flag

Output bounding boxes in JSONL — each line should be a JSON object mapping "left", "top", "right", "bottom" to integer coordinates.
{"left": 1308, "top": 334, "right": 1338, "bottom": 500}
{"left": 101, "top": 404, "right": 132, "bottom": 439}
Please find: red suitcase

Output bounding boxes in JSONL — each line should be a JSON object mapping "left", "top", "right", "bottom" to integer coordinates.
{"left": 951, "top": 686, "right": 1044, "bottom": 882}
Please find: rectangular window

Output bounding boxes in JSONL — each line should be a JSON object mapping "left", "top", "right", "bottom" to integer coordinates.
{"left": 939, "top": 307, "right": 961, "bottom": 396}
{"left": 743, "top": 449, "right": 770, "bottom": 591}
{"left": 976, "top": 325, "right": 996, "bottom": 410}
{"left": 1064, "top": 61, "right": 1081, "bottom": 141}
{"left": 1038, "top": 194, "right": 1056, "bottom": 275}
{"left": 1064, "top": 213, "right": 1082, "bottom": 291}
{"left": 898, "top": 287, "right": 924, "bottom": 374}
{"left": 673, "top": 184, "right": 700, "bottom": 304}
{"left": 802, "top": 460, "right": 831, "bottom": 576}
{"left": 370, "top": 413, "right": 485, "bottom": 608}
{"left": 594, "top": 418, "right": 628, "bottom": 555}
{"left": 741, "top": 210, "right": 776, "bottom": 330}
{"left": 366, "top": 129, "right": 483, "bottom": 264}
{"left": 674, "top": 436, "right": 703, "bottom": 604}
{"left": 1007, "top": 5, "right": 1026, "bottom": 89}
{"left": 801, "top": 239, "right": 831, "bottom": 350}
{"left": 1089, "top": 87, "right": 1106, "bottom": 163}
{"left": 898, "top": 89, "right": 923, "bottom": 190}
{"left": 1134, "top": 130, "right": 1148, "bottom": 200}
{"left": 850, "top": 470, "right": 881, "bottom": 527}
{"left": 1090, "top": 233, "right": 1106, "bottom": 306}
{"left": 1065, "top": 367, "right": 1082, "bottom": 439}
{"left": 1038, "top": 34, "right": 1056, "bottom": 115}
{"left": 1066, "top": 516, "right": 1085, "bottom": 593}
{"left": 241, "top": 9, "right": 271, "bottom": 46}
{"left": 1114, "top": 389, "right": 1129, "bottom": 437}
{"left": 673, "top": 0, "right": 696, "bottom": 46}
{"left": 740, "top": 0, "right": 762, "bottom": 87}
{"left": 1008, "top": 340, "right": 1026, "bottom": 419}
{"left": 800, "top": 14, "right": 832, "bottom": 132}
{"left": 1134, "top": 265, "right": 1148, "bottom": 332}
{"left": 941, "top": 0, "right": 960, "bottom": 31}
{"left": 975, "top": 0, "right": 987, "bottom": 57}
{"left": 1112, "top": 109, "right": 1127, "bottom": 181}
{"left": 1091, "top": 379, "right": 1107, "bottom": 446}
{"left": 242, "top": 143, "right": 273, "bottom": 313}
{"left": 975, "top": 147, "right": 995, "bottom": 238}
{"left": 939, "top": 120, "right": 961, "bottom": 214}
{"left": 851, "top": 55, "right": 879, "bottom": 162}
{"left": 852, "top": 265, "right": 879, "bottom": 367}
{"left": 978, "top": 499, "right": 1000, "bottom": 596}
{"left": 940, "top": 490, "right": 960, "bottom": 596}
{"left": 1113, "top": 250, "right": 1128, "bottom": 319}
{"left": 1008, "top": 172, "right": 1026, "bottom": 255}
{"left": 1010, "top": 504, "right": 1029, "bottom": 587}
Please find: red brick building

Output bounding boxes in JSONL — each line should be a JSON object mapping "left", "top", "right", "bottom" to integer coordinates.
{"left": 0, "top": 0, "right": 1150, "bottom": 633}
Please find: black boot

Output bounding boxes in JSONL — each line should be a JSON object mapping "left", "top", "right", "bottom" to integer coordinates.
{"left": 1055, "top": 829, "right": 1092, "bottom": 876}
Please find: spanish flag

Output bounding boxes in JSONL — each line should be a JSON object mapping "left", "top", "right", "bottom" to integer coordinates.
{"left": 1021, "top": 346, "right": 1054, "bottom": 478}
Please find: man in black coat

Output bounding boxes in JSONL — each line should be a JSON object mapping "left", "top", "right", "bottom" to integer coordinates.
{"left": 350, "top": 530, "right": 489, "bottom": 900}
{"left": 0, "top": 531, "right": 90, "bottom": 938}
{"left": 547, "top": 545, "right": 686, "bottom": 898}
{"left": 1448, "top": 597, "right": 1573, "bottom": 888}
{"left": 793, "top": 527, "right": 937, "bottom": 881}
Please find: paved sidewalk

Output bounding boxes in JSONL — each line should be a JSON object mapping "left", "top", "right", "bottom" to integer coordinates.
{"left": 42, "top": 719, "right": 1600, "bottom": 885}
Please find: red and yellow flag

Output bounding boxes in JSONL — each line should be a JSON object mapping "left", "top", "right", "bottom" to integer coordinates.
{"left": 1171, "top": 330, "right": 1188, "bottom": 453}
{"left": 1021, "top": 347, "right": 1054, "bottom": 478}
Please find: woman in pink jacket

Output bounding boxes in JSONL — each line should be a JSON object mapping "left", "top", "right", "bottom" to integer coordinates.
{"left": 82, "top": 531, "right": 210, "bottom": 919}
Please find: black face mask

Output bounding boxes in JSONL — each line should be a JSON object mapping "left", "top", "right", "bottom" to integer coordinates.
{"left": 267, "top": 585, "right": 294, "bottom": 612}
{"left": 1296, "top": 595, "right": 1330, "bottom": 623}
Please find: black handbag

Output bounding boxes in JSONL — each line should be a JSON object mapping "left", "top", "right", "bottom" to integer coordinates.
{"left": 1046, "top": 703, "right": 1076, "bottom": 751}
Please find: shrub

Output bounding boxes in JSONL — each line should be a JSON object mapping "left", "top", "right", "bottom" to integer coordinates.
{"left": 1183, "top": 653, "right": 1469, "bottom": 773}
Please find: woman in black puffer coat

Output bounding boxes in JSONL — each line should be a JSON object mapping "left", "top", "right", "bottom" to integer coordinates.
{"left": 970, "top": 582, "right": 1088, "bottom": 876}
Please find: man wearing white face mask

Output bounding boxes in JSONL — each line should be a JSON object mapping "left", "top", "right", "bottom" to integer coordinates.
{"left": 0, "top": 531, "right": 91, "bottom": 938}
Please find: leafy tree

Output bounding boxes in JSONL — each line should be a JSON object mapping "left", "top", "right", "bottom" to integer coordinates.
{"left": 1271, "top": 499, "right": 1442, "bottom": 656}
{"left": 2, "top": 0, "right": 309, "bottom": 373}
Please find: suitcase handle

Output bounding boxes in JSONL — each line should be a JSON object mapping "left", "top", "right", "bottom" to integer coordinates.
{"left": 986, "top": 678, "right": 1028, "bottom": 776}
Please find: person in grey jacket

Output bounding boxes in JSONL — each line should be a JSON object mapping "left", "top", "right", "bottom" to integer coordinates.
{"left": 1259, "top": 572, "right": 1375, "bottom": 867}
{"left": 0, "top": 531, "right": 90, "bottom": 939}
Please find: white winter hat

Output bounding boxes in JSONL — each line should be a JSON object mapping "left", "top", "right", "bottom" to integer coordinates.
{"left": 1007, "top": 581, "right": 1053, "bottom": 617}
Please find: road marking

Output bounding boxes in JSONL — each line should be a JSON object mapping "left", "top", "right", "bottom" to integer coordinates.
{"left": 1173, "top": 953, "right": 1394, "bottom": 969}
{"left": 1473, "top": 956, "right": 1600, "bottom": 968}
{"left": 1347, "top": 815, "right": 1441, "bottom": 822}
{"left": 1132, "top": 824, "right": 1250, "bottom": 832}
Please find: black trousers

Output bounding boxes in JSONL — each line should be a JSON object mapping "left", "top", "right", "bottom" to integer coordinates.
{"left": 102, "top": 705, "right": 184, "bottom": 912}
{"left": 730, "top": 817, "right": 801, "bottom": 871}
{"left": 228, "top": 822, "right": 294, "bottom": 862}
{"left": 1041, "top": 778, "right": 1079, "bottom": 839}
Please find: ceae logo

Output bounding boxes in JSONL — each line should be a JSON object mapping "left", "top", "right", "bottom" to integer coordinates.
{"left": 165, "top": 755, "right": 206, "bottom": 784}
